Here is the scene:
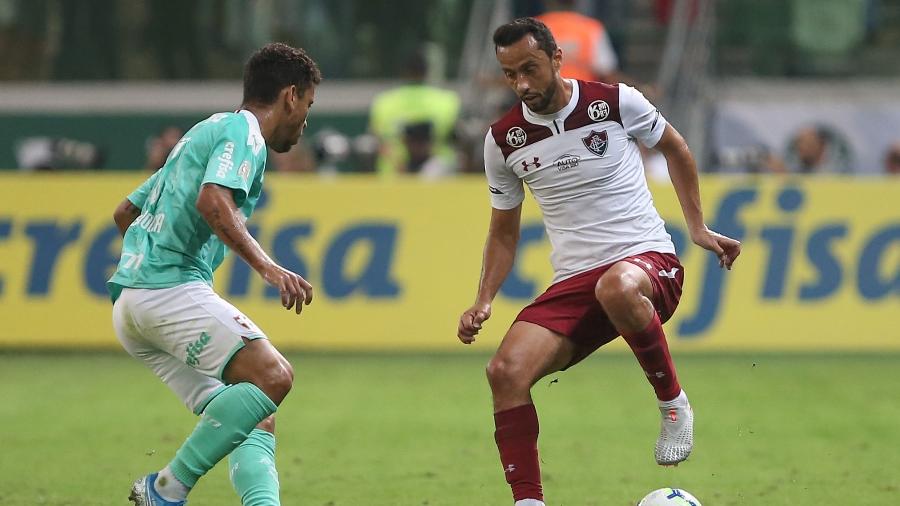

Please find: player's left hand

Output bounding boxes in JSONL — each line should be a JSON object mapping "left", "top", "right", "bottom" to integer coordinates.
{"left": 691, "top": 226, "right": 741, "bottom": 270}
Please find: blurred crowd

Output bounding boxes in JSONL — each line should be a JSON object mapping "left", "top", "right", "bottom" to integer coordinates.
{"left": 6, "top": 0, "right": 900, "bottom": 177}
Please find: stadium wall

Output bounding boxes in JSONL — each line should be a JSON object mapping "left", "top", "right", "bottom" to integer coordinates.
{"left": 0, "top": 175, "right": 897, "bottom": 351}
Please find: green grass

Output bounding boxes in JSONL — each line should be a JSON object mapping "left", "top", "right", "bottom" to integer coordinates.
{"left": 1, "top": 351, "right": 898, "bottom": 505}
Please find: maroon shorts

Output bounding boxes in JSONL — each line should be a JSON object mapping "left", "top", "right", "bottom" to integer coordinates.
{"left": 515, "top": 251, "right": 684, "bottom": 368}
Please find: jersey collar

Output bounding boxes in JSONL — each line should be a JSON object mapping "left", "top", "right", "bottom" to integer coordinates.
{"left": 521, "top": 78, "right": 579, "bottom": 127}
{"left": 238, "top": 109, "right": 266, "bottom": 156}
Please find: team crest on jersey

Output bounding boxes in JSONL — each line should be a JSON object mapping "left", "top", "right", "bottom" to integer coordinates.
{"left": 506, "top": 127, "right": 527, "bottom": 148}
{"left": 238, "top": 160, "right": 251, "bottom": 182}
{"left": 587, "top": 100, "right": 610, "bottom": 121}
{"left": 582, "top": 130, "right": 609, "bottom": 156}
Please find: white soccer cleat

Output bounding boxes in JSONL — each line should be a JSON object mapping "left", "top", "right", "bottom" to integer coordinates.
{"left": 655, "top": 390, "right": 693, "bottom": 466}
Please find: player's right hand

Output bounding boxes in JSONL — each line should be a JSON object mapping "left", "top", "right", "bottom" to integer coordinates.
{"left": 457, "top": 302, "right": 492, "bottom": 345}
{"left": 259, "top": 262, "right": 313, "bottom": 315}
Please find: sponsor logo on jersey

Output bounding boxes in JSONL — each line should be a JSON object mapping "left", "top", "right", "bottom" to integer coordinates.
{"left": 506, "top": 127, "right": 527, "bottom": 148}
{"left": 554, "top": 153, "right": 580, "bottom": 172}
{"left": 489, "top": 185, "right": 504, "bottom": 195}
{"left": 520, "top": 157, "right": 541, "bottom": 171}
{"left": 216, "top": 141, "right": 236, "bottom": 178}
{"left": 581, "top": 130, "right": 608, "bottom": 156}
{"left": 238, "top": 160, "right": 251, "bottom": 182}
{"left": 587, "top": 100, "right": 610, "bottom": 121}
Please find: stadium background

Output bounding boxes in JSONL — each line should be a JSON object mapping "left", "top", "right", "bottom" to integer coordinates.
{"left": 1, "top": 1, "right": 898, "bottom": 505}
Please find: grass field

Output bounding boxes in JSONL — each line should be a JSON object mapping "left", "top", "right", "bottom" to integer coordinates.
{"left": 1, "top": 350, "right": 898, "bottom": 505}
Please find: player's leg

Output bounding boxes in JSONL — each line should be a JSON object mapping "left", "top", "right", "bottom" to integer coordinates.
{"left": 114, "top": 293, "right": 226, "bottom": 505}
{"left": 223, "top": 345, "right": 292, "bottom": 506}
{"left": 487, "top": 321, "right": 577, "bottom": 505}
{"left": 594, "top": 256, "right": 692, "bottom": 465}
{"left": 228, "top": 415, "right": 281, "bottom": 506}
{"left": 156, "top": 286, "right": 290, "bottom": 504}
{"left": 117, "top": 283, "right": 287, "bottom": 504}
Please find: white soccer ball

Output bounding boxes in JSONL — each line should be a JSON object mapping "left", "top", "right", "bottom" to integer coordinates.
{"left": 637, "top": 488, "right": 701, "bottom": 506}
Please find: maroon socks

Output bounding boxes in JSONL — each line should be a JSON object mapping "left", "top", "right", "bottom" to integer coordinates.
{"left": 494, "top": 403, "right": 543, "bottom": 502}
{"left": 621, "top": 312, "right": 681, "bottom": 401}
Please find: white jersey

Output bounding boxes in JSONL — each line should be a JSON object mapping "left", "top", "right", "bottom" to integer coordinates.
{"left": 485, "top": 80, "right": 675, "bottom": 283}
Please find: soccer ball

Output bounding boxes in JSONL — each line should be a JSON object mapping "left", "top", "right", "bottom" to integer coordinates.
{"left": 637, "top": 488, "right": 701, "bottom": 506}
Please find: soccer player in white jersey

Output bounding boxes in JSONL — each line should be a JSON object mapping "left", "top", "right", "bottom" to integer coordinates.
{"left": 456, "top": 18, "right": 741, "bottom": 505}
{"left": 108, "top": 43, "right": 320, "bottom": 506}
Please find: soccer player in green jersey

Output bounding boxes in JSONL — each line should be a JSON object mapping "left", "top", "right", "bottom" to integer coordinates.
{"left": 108, "top": 43, "right": 321, "bottom": 506}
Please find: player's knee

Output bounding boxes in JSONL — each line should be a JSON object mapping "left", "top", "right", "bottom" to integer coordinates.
{"left": 255, "top": 414, "right": 276, "bottom": 433}
{"left": 595, "top": 270, "right": 641, "bottom": 308}
{"left": 256, "top": 361, "right": 294, "bottom": 405}
{"left": 486, "top": 356, "right": 528, "bottom": 392}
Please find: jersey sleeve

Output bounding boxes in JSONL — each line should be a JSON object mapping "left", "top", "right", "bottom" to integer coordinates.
{"left": 620, "top": 84, "right": 668, "bottom": 148}
{"left": 484, "top": 130, "right": 525, "bottom": 210}
{"left": 201, "top": 120, "right": 255, "bottom": 200}
{"left": 126, "top": 169, "right": 162, "bottom": 209}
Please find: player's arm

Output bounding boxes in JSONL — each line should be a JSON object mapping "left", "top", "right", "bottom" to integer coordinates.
{"left": 113, "top": 169, "right": 162, "bottom": 236}
{"left": 654, "top": 124, "right": 741, "bottom": 269}
{"left": 458, "top": 131, "right": 525, "bottom": 344}
{"left": 196, "top": 183, "right": 312, "bottom": 314}
{"left": 458, "top": 205, "right": 522, "bottom": 344}
{"left": 113, "top": 199, "right": 141, "bottom": 236}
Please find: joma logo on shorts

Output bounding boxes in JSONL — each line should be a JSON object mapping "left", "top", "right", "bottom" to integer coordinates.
{"left": 186, "top": 332, "right": 211, "bottom": 368}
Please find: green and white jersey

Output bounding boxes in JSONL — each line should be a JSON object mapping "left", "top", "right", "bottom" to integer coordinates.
{"left": 107, "top": 110, "right": 267, "bottom": 302}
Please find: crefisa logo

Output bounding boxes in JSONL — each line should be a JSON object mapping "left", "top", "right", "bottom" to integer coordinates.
{"left": 554, "top": 153, "right": 580, "bottom": 172}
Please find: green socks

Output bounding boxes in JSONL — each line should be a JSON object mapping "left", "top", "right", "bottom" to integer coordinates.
{"left": 168, "top": 383, "right": 277, "bottom": 488}
{"left": 229, "top": 429, "right": 281, "bottom": 505}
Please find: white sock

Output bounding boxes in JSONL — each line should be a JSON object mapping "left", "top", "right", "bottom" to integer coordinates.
{"left": 515, "top": 499, "right": 546, "bottom": 506}
{"left": 659, "top": 389, "right": 688, "bottom": 408}
{"left": 155, "top": 466, "right": 190, "bottom": 501}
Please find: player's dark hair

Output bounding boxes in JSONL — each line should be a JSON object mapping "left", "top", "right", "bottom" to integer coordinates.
{"left": 492, "top": 17, "right": 557, "bottom": 60}
{"left": 242, "top": 42, "right": 322, "bottom": 105}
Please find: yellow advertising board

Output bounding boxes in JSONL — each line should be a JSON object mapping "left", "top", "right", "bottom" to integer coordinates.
{"left": 0, "top": 174, "right": 897, "bottom": 350}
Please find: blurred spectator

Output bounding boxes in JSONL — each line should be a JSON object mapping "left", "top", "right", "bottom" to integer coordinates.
{"left": 146, "top": 0, "right": 208, "bottom": 79}
{"left": 784, "top": 125, "right": 853, "bottom": 174}
{"left": 54, "top": 0, "right": 119, "bottom": 79}
{"left": 145, "top": 125, "right": 184, "bottom": 171}
{"left": 402, "top": 121, "right": 455, "bottom": 179}
{"left": 15, "top": 137, "right": 104, "bottom": 171}
{"left": 368, "top": 50, "right": 461, "bottom": 177}
{"left": 884, "top": 142, "right": 900, "bottom": 175}
{"left": 537, "top": 0, "right": 619, "bottom": 84}
{"left": 268, "top": 142, "right": 317, "bottom": 174}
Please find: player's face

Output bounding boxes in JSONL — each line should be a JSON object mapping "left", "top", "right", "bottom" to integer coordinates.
{"left": 497, "top": 35, "right": 562, "bottom": 114}
{"left": 272, "top": 85, "right": 316, "bottom": 153}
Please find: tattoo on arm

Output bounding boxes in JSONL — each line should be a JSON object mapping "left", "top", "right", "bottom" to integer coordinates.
{"left": 209, "top": 206, "right": 253, "bottom": 260}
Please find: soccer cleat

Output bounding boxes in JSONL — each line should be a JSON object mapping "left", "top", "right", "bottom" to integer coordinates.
{"left": 654, "top": 390, "right": 693, "bottom": 466}
{"left": 128, "top": 473, "right": 187, "bottom": 506}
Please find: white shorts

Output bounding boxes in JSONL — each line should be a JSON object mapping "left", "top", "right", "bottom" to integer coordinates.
{"left": 112, "top": 281, "right": 267, "bottom": 414}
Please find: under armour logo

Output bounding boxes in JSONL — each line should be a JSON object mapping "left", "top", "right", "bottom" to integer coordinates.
{"left": 521, "top": 157, "right": 541, "bottom": 171}
{"left": 505, "top": 464, "right": 517, "bottom": 473}
{"left": 668, "top": 409, "right": 677, "bottom": 422}
{"left": 659, "top": 267, "right": 680, "bottom": 279}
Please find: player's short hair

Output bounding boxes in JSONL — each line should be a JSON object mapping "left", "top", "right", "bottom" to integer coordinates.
{"left": 492, "top": 17, "right": 557, "bottom": 60}
{"left": 242, "top": 42, "right": 322, "bottom": 105}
